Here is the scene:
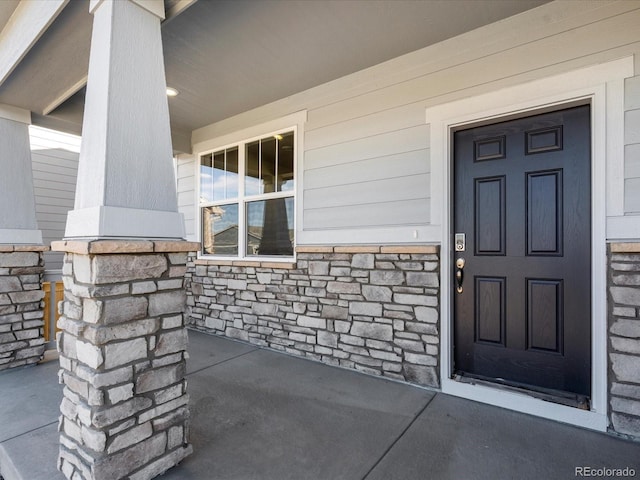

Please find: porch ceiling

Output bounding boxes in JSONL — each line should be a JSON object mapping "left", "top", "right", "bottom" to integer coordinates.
{"left": 0, "top": 0, "right": 550, "bottom": 143}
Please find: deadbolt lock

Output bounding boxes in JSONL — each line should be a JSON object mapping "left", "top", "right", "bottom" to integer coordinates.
{"left": 455, "top": 233, "right": 466, "bottom": 252}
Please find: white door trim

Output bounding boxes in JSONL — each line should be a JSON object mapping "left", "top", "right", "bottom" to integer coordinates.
{"left": 427, "top": 56, "right": 634, "bottom": 431}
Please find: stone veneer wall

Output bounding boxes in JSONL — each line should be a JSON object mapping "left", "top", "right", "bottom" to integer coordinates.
{"left": 0, "top": 245, "right": 47, "bottom": 370}
{"left": 53, "top": 240, "right": 197, "bottom": 480}
{"left": 187, "top": 245, "right": 440, "bottom": 387}
{"left": 608, "top": 242, "right": 640, "bottom": 438}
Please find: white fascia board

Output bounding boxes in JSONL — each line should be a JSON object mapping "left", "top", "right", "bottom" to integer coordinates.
{"left": 0, "top": 0, "right": 69, "bottom": 87}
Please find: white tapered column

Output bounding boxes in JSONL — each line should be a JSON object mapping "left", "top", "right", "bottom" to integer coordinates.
{"left": 65, "top": 0, "right": 184, "bottom": 239}
{"left": 0, "top": 105, "right": 42, "bottom": 244}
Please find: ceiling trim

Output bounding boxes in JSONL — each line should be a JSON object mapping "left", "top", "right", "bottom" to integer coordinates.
{"left": 0, "top": 0, "right": 69, "bottom": 87}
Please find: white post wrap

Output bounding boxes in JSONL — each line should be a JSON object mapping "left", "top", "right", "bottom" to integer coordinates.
{"left": 0, "top": 106, "right": 43, "bottom": 244}
{"left": 65, "top": 0, "right": 184, "bottom": 239}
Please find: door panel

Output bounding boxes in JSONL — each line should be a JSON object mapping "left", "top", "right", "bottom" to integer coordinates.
{"left": 453, "top": 105, "right": 591, "bottom": 398}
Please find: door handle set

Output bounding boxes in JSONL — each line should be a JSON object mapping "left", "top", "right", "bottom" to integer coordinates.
{"left": 455, "top": 257, "right": 465, "bottom": 293}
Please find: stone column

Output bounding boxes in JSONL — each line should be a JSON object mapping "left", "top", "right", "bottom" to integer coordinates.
{"left": 608, "top": 242, "right": 640, "bottom": 440}
{"left": 52, "top": 1, "right": 196, "bottom": 478}
{"left": 53, "top": 240, "right": 197, "bottom": 480}
{"left": 0, "top": 105, "right": 48, "bottom": 369}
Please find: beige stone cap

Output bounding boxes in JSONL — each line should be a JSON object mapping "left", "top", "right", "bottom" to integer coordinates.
{"left": 194, "top": 258, "right": 297, "bottom": 269}
{"left": 610, "top": 242, "right": 640, "bottom": 253}
{"left": 296, "top": 244, "right": 439, "bottom": 254}
{"left": 0, "top": 244, "right": 50, "bottom": 252}
{"left": 51, "top": 240, "right": 200, "bottom": 254}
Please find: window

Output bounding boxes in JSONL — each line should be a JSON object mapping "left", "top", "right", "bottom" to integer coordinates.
{"left": 199, "top": 130, "right": 295, "bottom": 258}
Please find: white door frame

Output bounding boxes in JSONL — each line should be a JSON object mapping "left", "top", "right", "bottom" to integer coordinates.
{"left": 427, "top": 57, "right": 634, "bottom": 431}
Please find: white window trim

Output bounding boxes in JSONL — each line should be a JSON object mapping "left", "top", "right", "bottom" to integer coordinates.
{"left": 194, "top": 111, "right": 306, "bottom": 262}
{"left": 427, "top": 56, "right": 634, "bottom": 432}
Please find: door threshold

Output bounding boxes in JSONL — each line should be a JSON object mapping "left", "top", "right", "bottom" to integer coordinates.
{"left": 453, "top": 372, "right": 590, "bottom": 410}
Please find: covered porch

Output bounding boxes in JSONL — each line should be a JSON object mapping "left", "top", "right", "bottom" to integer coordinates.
{"left": 1, "top": 329, "right": 639, "bottom": 480}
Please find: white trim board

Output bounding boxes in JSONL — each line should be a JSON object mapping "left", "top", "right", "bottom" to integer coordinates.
{"left": 426, "top": 56, "right": 634, "bottom": 432}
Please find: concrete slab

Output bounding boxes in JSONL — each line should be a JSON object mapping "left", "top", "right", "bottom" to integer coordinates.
{"left": 0, "top": 360, "right": 61, "bottom": 443}
{"left": 0, "top": 423, "right": 63, "bottom": 480}
{"left": 163, "top": 348, "right": 433, "bottom": 480}
{"left": 366, "top": 393, "right": 640, "bottom": 480}
{"left": 186, "top": 329, "right": 257, "bottom": 374}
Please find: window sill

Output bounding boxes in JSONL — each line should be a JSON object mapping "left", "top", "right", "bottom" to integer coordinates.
{"left": 193, "top": 258, "right": 297, "bottom": 269}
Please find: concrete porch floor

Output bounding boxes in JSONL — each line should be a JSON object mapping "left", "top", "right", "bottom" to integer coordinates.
{"left": 1, "top": 329, "right": 639, "bottom": 480}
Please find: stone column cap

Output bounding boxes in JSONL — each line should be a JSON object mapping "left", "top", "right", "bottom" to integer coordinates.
{"left": 0, "top": 244, "right": 49, "bottom": 252}
{"left": 51, "top": 239, "right": 200, "bottom": 254}
{"left": 610, "top": 242, "right": 640, "bottom": 253}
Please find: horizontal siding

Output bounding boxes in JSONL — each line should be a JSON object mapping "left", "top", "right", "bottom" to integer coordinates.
{"left": 30, "top": 127, "right": 80, "bottom": 271}
{"left": 304, "top": 149, "right": 428, "bottom": 190}
{"left": 305, "top": 125, "right": 428, "bottom": 170}
{"left": 189, "top": 2, "right": 640, "bottom": 242}
{"left": 305, "top": 199, "right": 430, "bottom": 230}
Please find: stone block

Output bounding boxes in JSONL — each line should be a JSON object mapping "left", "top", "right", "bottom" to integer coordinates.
{"left": 406, "top": 272, "right": 439, "bottom": 287}
{"left": 321, "top": 305, "right": 348, "bottom": 320}
{"left": 403, "top": 364, "right": 439, "bottom": 387}
{"left": 309, "top": 261, "right": 329, "bottom": 275}
{"left": 76, "top": 341, "right": 104, "bottom": 369}
{"left": 136, "top": 363, "right": 186, "bottom": 394}
{"left": 394, "top": 293, "right": 437, "bottom": 306}
{"left": 92, "top": 433, "right": 167, "bottom": 480}
{"left": 349, "top": 302, "right": 382, "bottom": 317}
{"left": 155, "top": 329, "right": 188, "bottom": 357}
{"left": 82, "top": 426, "right": 107, "bottom": 452}
{"left": 108, "top": 422, "right": 153, "bottom": 454}
{"left": 92, "top": 255, "right": 167, "bottom": 284}
{"left": 611, "top": 319, "right": 640, "bottom": 338}
{"left": 610, "top": 286, "right": 640, "bottom": 306}
{"left": 103, "top": 338, "right": 147, "bottom": 369}
{"left": 327, "top": 281, "right": 361, "bottom": 294}
{"left": 132, "top": 281, "right": 157, "bottom": 294}
{"left": 351, "top": 321, "right": 392, "bottom": 341}
{"left": 415, "top": 306, "right": 438, "bottom": 323}
{"left": 317, "top": 331, "right": 338, "bottom": 348}
{"left": 362, "top": 285, "right": 392, "bottom": 302}
{"left": 127, "top": 445, "right": 192, "bottom": 480}
{"left": 370, "top": 270, "right": 404, "bottom": 286}
{"left": 404, "top": 352, "right": 437, "bottom": 366}
{"left": 611, "top": 336, "right": 640, "bottom": 354}
{"left": 297, "top": 315, "right": 326, "bottom": 329}
{"left": 107, "top": 383, "right": 134, "bottom": 405}
{"left": 93, "top": 397, "right": 154, "bottom": 429}
{"left": 0, "top": 276, "right": 21, "bottom": 293}
{"left": 149, "top": 290, "right": 186, "bottom": 316}
{"left": 611, "top": 353, "right": 640, "bottom": 383}
{"left": 8, "top": 290, "right": 44, "bottom": 304}
{"left": 611, "top": 396, "right": 640, "bottom": 416}
{"left": 351, "top": 254, "right": 374, "bottom": 269}
{"left": 0, "top": 252, "right": 39, "bottom": 267}
{"left": 205, "top": 317, "right": 225, "bottom": 330}
{"left": 611, "top": 412, "right": 640, "bottom": 437}
{"left": 83, "top": 318, "right": 158, "bottom": 345}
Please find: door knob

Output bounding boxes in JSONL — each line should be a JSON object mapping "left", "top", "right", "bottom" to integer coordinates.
{"left": 455, "top": 258, "right": 465, "bottom": 293}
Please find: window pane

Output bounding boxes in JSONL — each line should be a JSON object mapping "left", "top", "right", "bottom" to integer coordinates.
{"left": 277, "top": 131, "right": 294, "bottom": 192}
{"left": 200, "top": 154, "right": 214, "bottom": 203}
{"left": 245, "top": 140, "right": 260, "bottom": 196}
{"left": 212, "top": 151, "right": 225, "bottom": 200}
{"left": 202, "top": 204, "right": 238, "bottom": 255}
{"left": 226, "top": 147, "right": 239, "bottom": 199}
{"left": 246, "top": 197, "right": 294, "bottom": 256}
{"left": 261, "top": 137, "right": 276, "bottom": 194}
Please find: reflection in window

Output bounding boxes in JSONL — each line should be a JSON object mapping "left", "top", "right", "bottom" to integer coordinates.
{"left": 246, "top": 198, "right": 294, "bottom": 256}
{"left": 201, "top": 147, "right": 239, "bottom": 202}
{"left": 200, "top": 129, "right": 295, "bottom": 258}
{"left": 202, "top": 204, "right": 238, "bottom": 255}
